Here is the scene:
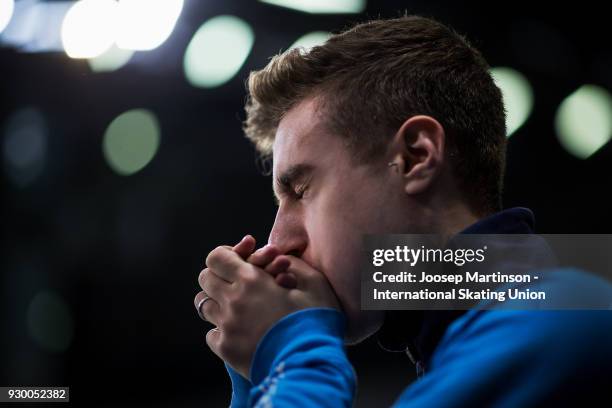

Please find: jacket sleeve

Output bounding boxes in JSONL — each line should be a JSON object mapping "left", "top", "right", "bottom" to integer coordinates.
{"left": 226, "top": 362, "right": 252, "bottom": 408}
{"left": 225, "top": 307, "right": 356, "bottom": 407}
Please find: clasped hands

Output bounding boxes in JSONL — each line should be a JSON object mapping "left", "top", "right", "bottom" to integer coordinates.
{"left": 194, "top": 235, "right": 340, "bottom": 379}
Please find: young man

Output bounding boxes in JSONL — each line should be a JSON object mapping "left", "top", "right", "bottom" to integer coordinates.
{"left": 194, "top": 15, "right": 612, "bottom": 407}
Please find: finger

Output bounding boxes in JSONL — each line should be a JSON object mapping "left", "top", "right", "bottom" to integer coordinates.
{"left": 283, "top": 256, "right": 341, "bottom": 309}
{"left": 203, "top": 246, "right": 232, "bottom": 269}
{"left": 206, "top": 246, "right": 245, "bottom": 282}
{"left": 233, "top": 235, "right": 256, "bottom": 260}
{"left": 205, "top": 327, "right": 222, "bottom": 356}
{"left": 247, "top": 245, "right": 281, "bottom": 267}
{"left": 199, "top": 267, "right": 230, "bottom": 288}
{"left": 264, "top": 255, "right": 291, "bottom": 276}
{"left": 275, "top": 272, "right": 297, "bottom": 289}
{"left": 264, "top": 255, "right": 293, "bottom": 288}
{"left": 194, "top": 290, "right": 221, "bottom": 325}
{"left": 283, "top": 255, "right": 327, "bottom": 290}
{"left": 201, "top": 268, "right": 231, "bottom": 302}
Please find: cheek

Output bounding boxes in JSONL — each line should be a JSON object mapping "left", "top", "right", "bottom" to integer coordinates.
{"left": 308, "top": 217, "right": 362, "bottom": 310}
{"left": 301, "top": 173, "right": 390, "bottom": 341}
{"left": 305, "top": 181, "right": 383, "bottom": 309}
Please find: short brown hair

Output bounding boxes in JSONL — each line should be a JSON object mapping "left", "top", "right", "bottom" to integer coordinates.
{"left": 243, "top": 15, "right": 507, "bottom": 214}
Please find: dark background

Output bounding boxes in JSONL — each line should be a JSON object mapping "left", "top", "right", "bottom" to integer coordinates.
{"left": 1, "top": 0, "right": 611, "bottom": 406}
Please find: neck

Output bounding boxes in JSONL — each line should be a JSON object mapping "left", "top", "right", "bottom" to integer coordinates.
{"left": 411, "top": 197, "right": 481, "bottom": 239}
{"left": 439, "top": 204, "right": 481, "bottom": 240}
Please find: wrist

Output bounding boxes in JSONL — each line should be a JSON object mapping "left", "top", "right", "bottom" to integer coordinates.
{"left": 249, "top": 307, "right": 346, "bottom": 384}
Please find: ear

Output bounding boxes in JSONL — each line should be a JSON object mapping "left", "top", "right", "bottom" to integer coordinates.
{"left": 389, "top": 115, "right": 446, "bottom": 195}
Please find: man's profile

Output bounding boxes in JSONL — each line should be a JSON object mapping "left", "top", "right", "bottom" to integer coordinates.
{"left": 194, "top": 15, "right": 612, "bottom": 407}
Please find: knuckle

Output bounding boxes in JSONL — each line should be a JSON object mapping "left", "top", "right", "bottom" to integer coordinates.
{"left": 195, "top": 290, "right": 206, "bottom": 303}
{"left": 206, "top": 246, "right": 226, "bottom": 267}
{"left": 205, "top": 329, "right": 218, "bottom": 348}
{"left": 239, "top": 266, "right": 259, "bottom": 286}
{"left": 198, "top": 268, "right": 208, "bottom": 286}
{"left": 194, "top": 293, "right": 203, "bottom": 310}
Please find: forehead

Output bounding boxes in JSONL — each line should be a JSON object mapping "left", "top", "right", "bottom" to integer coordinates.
{"left": 272, "top": 97, "right": 338, "bottom": 172}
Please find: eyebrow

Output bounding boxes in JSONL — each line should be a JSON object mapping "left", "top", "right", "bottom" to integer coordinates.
{"left": 273, "top": 163, "right": 315, "bottom": 204}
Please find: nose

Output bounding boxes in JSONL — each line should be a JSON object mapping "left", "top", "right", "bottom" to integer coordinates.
{"left": 268, "top": 207, "right": 308, "bottom": 258}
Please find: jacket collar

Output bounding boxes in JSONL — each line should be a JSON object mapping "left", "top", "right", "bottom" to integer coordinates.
{"left": 461, "top": 207, "right": 535, "bottom": 235}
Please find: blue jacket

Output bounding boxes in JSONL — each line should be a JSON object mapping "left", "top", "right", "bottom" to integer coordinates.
{"left": 225, "top": 208, "right": 612, "bottom": 407}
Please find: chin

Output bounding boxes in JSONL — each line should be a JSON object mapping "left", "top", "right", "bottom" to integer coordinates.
{"left": 343, "top": 310, "right": 385, "bottom": 345}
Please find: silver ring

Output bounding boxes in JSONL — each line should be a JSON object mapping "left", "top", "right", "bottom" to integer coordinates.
{"left": 197, "top": 295, "right": 212, "bottom": 321}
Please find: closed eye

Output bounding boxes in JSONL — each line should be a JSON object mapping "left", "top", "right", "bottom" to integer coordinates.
{"left": 273, "top": 163, "right": 315, "bottom": 206}
{"left": 293, "top": 184, "right": 307, "bottom": 199}
{"left": 273, "top": 185, "right": 307, "bottom": 206}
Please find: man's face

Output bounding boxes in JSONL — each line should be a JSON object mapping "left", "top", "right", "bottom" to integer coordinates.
{"left": 269, "top": 97, "right": 406, "bottom": 343}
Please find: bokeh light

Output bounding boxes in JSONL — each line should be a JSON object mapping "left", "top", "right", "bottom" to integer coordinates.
{"left": 0, "top": 1, "right": 72, "bottom": 53}
{"left": 27, "top": 291, "right": 74, "bottom": 353}
{"left": 555, "top": 84, "right": 612, "bottom": 159}
{"left": 259, "top": 0, "right": 366, "bottom": 14}
{"left": 289, "top": 31, "right": 330, "bottom": 53}
{"left": 2, "top": 107, "right": 47, "bottom": 187}
{"left": 491, "top": 67, "right": 534, "bottom": 137}
{"left": 61, "top": 0, "right": 117, "bottom": 58}
{"left": 88, "top": 44, "right": 134, "bottom": 72}
{"left": 0, "top": 0, "right": 14, "bottom": 34}
{"left": 183, "top": 15, "right": 254, "bottom": 89}
{"left": 115, "top": 0, "right": 183, "bottom": 51}
{"left": 103, "top": 109, "right": 161, "bottom": 176}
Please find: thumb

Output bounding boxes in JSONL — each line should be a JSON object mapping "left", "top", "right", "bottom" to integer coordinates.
{"left": 233, "top": 235, "right": 256, "bottom": 259}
